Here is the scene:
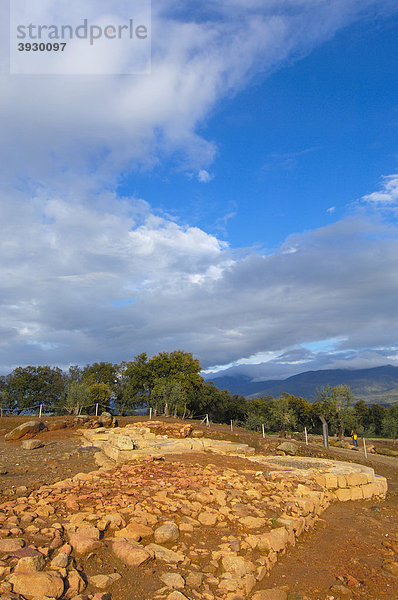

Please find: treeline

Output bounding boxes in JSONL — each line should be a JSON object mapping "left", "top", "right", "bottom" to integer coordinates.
{"left": 245, "top": 387, "right": 397, "bottom": 438}
{"left": 0, "top": 351, "right": 247, "bottom": 422}
{"left": 1, "top": 354, "right": 398, "bottom": 438}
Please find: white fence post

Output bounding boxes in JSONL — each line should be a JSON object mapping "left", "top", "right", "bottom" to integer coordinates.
{"left": 262, "top": 424, "right": 265, "bottom": 439}
{"left": 305, "top": 427, "right": 308, "bottom": 446}
{"left": 230, "top": 420, "right": 233, "bottom": 432}
{"left": 39, "top": 404, "right": 43, "bottom": 418}
{"left": 95, "top": 403, "right": 99, "bottom": 417}
{"left": 149, "top": 407, "right": 153, "bottom": 420}
{"left": 363, "top": 437, "right": 368, "bottom": 459}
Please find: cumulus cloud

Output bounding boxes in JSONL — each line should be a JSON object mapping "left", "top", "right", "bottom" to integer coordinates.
{"left": 1, "top": 0, "right": 398, "bottom": 374}
{"left": 1, "top": 189, "right": 398, "bottom": 374}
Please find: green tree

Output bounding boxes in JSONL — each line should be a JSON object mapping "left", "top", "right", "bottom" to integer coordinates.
{"left": 6, "top": 366, "right": 65, "bottom": 413}
{"left": 64, "top": 381, "right": 91, "bottom": 415}
{"left": 82, "top": 362, "right": 118, "bottom": 389}
{"left": 368, "top": 404, "right": 387, "bottom": 436}
{"left": 382, "top": 404, "right": 398, "bottom": 442}
{"left": 270, "top": 394, "right": 297, "bottom": 437}
{"left": 88, "top": 382, "right": 112, "bottom": 412}
{"left": 117, "top": 353, "right": 152, "bottom": 414}
{"left": 286, "top": 395, "right": 312, "bottom": 431}
{"left": 313, "top": 385, "right": 354, "bottom": 437}
{"left": 151, "top": 376, "right": 187, "bottom": 416}
{"left": 245, "top": 396, "right": 274, "bottom": 431}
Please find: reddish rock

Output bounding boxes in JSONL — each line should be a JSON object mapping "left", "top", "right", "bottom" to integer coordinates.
{"left": 0, "top": 538, "right": 25, "bottom": 553}
{"left": 64, "top": 569, "right": 87, "bottom": 598}
{"left": 114, "top": 520, "right": 153, "bottom": 542}
{"left": 111, "top": 538, "right": 153, "bottom": 567}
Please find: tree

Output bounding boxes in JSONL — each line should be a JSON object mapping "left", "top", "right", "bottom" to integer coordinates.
{"left": 118, "top": 354, "right": 152, "bottom": 414}
{"left": 88, "top": 383, "right": 112, "bottom": 412}
{"left": 382, "top": 404, "right": 398, "bottom": 443}
{"left": 64, "top": 381, "right": 91, "bottom": 415}
{"left": 270, "top": 394, "right": 297, "bottom": 437}
{"left": 368, "top": 404, "right": 387, "bottom": 436}
{"left": 6, "top": 366, "right": 65, "bottom": 413}
{"left": 82, "top": 362, "right": 118, "bottom": 388}
{"left": 313, "top": 385, "right": 354, "bottom": 438}
{"left": 245, "top": 396, "right": 274, "bottom": 431}
{"left": 151, "top": 377, "right": 187, "bottom": 416}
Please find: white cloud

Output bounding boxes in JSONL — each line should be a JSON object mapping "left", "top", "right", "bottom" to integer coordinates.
{"left": 198, "top": 170, "right": 214, "bottom": 183}
{"left": 1, "top": 1, "right": 398, "bottom": 374}
{"left": 1, "top": 186, "right": 398, "bottom": 374}
{"left": 1, "top": 0, "right": 395, "bottom": 186}
{"left": 361, "top": 174, "right": 398, "bottom": 206}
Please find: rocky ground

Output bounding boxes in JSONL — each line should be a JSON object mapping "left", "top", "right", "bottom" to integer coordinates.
{"left": 0, "top": 416, "right": 397, "bottom": 600}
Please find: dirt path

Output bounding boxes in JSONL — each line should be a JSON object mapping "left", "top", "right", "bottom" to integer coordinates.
{"left": 263, "top": 446, "right": 398, "bottom": 600}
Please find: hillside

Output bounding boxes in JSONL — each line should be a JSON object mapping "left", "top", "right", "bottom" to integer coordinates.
{"left": 210, "top": 365, "right": 398, "bottom": 405}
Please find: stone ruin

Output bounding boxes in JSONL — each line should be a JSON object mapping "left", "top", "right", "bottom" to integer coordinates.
{"left": 0, "top": 420, "right": 388, "bottom": 600}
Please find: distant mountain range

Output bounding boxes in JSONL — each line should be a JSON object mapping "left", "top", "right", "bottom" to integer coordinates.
{"left": 209, "top": 365, "right": 398, "bottom": 405}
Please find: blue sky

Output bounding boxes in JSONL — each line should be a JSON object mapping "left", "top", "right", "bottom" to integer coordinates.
{"left": 1, "top": 0, "right": 398, "bottom": 379}
{"left": 119, "top": 12, "right": 398, "bottom": 250}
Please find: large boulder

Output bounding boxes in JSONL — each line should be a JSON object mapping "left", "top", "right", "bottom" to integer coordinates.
{"left": 9, "top": 571, "right": 64, "bottom": 599}
{"left": 5, "top": 421, "right": 46, "bottom": 441}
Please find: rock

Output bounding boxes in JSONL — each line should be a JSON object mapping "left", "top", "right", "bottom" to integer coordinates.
{"left": 97, "top": 513, "right": 125, "bottom": 532}
{"left": 111, "top": 538, "right": 153, "bottom": 567}
{"left": 15, "top": 554, "right": 46, "bottom": 572}
{"left": 91, "top": 594, "right": 112, "bottom": 600}
{"left": 276, "top": 442, "right": 298, "bottom": 456}
{"left": 329, "top": 584, "right": 352, "bottom": 597}
{"left": 198, "top": 512, "right": 217, "bottom": 527}
{"left": 154, "top": 522, "right": 179, "bottom": 544}
{"left": 64, "top": 569, "right": 87, "bottom": 598}
{"left": 239, "top": 516, "right": 265, "bottom": 529}
{"left": 9, "top": 571, "right": 64, "bottom": 599}
{"left": 89, "top": 573, "right": 121, "bottom": 589}
{"left": 0, "top": 538, "right": 25, "bottom": 552}
{"left": 0, "top": 465, "right": 8, "bottom": 474}
{"left": 15, "top": 485, "right": 28, "bottom": 496}
{"left": 114, "top": 520, "right": 153, "bottom": 541}
{"left": 252, "top": 589, "right": 288, "bottom": 600}
{"left": 22, "top": 439, "right": 43, "bottom": 450}
{"left": 160, "top": 573, "right": 185, "bottom": 589}
{"left": 51, "top": 552, "right": 69, "bottom": 568}
{"left": 68, "top": 531, "right": 101, "bottom": 554}
{"left": 375, "top": 447, "right": 398, "bottom": 457}
{"left": 185, "top": 572, "right": 204, "bottom": 588}
{"left": 222, "top": 555, "right": 254, "bottom": 578}
{"left": 167, "top": 592, "right": 189, "bottom": 600}
{"left": 5, "top": 421, "right": 46, "bottom": 441}
{"left": 383, "top": 561, "right": 398, "bottom": 576}
{"left": 146, "top": 543, "right": 184, "bottom": 564}
{"left": 99, "top": 412, "right": 114, "bottom": 427}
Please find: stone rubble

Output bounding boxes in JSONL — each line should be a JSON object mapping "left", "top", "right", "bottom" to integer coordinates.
{"left": 0, "top": 423, "right": 389, "bottom": 600}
